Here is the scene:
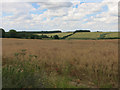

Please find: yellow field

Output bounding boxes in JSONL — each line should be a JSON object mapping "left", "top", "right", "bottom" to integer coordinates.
{"left": 2, "top": 38, "right": 118, "bottom": 88}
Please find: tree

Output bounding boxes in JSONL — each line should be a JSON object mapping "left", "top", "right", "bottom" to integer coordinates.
{"left": 9, "top": 29, "right": 17, "bottom": 38}
{"left": 0, "top": 28, "right": 5, "bottom": 38}
{"left": 74, "top": 30, "right": 91, "bottom": 33}
{"left": 53, "top": 35, "right": 59, "bottom": 39}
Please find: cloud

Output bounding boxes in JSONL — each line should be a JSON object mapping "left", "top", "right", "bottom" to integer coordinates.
{"left": 85, "top": 2, "right": 118, "bottom": 24}
{"left": 2, "top": 2, "right": 35, "bottom": 18}
{"left": 37, "top": 2, "right": 73, "bottom": 10}
{"left": 1, "top": 1, "right": 118, "bottom": 32}
{"left": 102, "top": 0, "right": 119, "bottom": 2}
{"left": 1, "top": 0, "right": 119, "bottom": 2}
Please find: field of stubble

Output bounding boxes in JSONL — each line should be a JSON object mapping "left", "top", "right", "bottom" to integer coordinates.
{"left": 2, "top": 38, "right": 118, "bottom": 88}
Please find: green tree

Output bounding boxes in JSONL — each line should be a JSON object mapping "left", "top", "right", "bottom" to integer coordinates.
{"left": 0, "top": 28, "right": 5, "bottom": 38}
{"left": 53, "top": 35, "right": 59, "bottom": 39}
{"left": 9, "top": 29, "right": 17, "bottom": 38}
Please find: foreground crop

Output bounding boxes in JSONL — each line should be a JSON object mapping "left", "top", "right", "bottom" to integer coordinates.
{"left": 2, "top": 39, "right": 118, "bottom": 88}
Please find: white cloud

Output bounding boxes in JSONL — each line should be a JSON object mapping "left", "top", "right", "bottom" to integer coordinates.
{"left": 1, "top": 0, "right": 76, "bottom": 3}
{"left": 102, "top": 0, "right": 119, "bottom": 2}
{"left": 1, "top": 1, "right": 118, "bottom": 32}
{"left": 86, "top": 2, "right": 118, "bottom": 24}
{"left": 1, "top": 0, "right": 119, "bottom": 2}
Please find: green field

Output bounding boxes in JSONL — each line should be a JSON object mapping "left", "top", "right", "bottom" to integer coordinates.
{"left": 33, "top": 32, "right": 120, "bottom": 40}
{"left": 104, "top": 32, "right": 120, "bottom": 38}
{"left": 66, "top": 32, "right": 119, "bottom": 40}
{"left": 36, "top": 32, "right": 72, "bottom": 38}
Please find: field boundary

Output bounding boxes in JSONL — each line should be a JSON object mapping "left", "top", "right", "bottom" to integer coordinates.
{"left": 61, "top": 33, "right": 74, "bottom": 39}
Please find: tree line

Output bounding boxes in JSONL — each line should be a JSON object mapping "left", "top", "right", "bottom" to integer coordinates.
{"left": 0, "top": 28, "right": 60, "bottom": 39}
{"left": 0, "top": 28, "right": 91, "bottom": 39}
{"left": 73, "top": 30, "right": 90, "bottom": 34}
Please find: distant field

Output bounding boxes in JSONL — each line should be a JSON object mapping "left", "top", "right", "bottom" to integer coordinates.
{"left": 104, "top": 32, "right": 120, "bottom": 38}
{"left": 66, "top": 32, "right": 108, "bottom": 39}
{"left": 66, "top": 32, "right": 119, "bottom": 40}
{"left": 34, "top": 32, "right": 120, "bottom": 40}
{"left": 36, "top": 32, "right": 72, "bottom": 38}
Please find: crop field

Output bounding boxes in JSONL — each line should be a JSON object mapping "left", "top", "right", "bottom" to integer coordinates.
{"left": 66, "top": 32, "right": 110, "bottom": 39}
{"left": 104, "top": 32, "right": 120, "bottom": 38}
{"left": 2, "top": 38, "right": 118, "bottom": 88}
{"left": 36, "top": 32, "right": 72, "bottom": 38}
{"left": 66, "top": 32, "right": 120, "bottom": 40}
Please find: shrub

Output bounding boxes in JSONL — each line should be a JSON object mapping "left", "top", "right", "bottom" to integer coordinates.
{"left": 30, "top": 35, "right": 41, "bottom": 39}
{"left": 53, "top": 35, "right": 59, "bottom": 39}
{"left": 40, "top": 35, "right": 49, "bottom": 38}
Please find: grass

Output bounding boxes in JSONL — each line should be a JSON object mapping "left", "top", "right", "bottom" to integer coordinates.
{"left": 2, "top": 38, "right": 118, "bottom": 88}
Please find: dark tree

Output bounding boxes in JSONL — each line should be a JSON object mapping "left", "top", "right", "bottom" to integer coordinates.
{"left": 0, "top": 28, "right": 5, "bottom": 38}
{"left": 53, "top": 35, "right": 59, "bottom": 39}
{"left": 9, "top": 29, "right": 17, "bottom": 38}
{"left": 74, "top": 30, "right": 91, "bottom": 33}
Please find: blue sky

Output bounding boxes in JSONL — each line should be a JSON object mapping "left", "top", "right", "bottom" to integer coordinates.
{"left": 2, "top": 12, "right": 13, "bottom": 17}
{"left": 32, "top": 3, "right": 40, "bottom": 9}
{"left": 1, "top": 1, "right": 118, "bottom": 32}
{"left": 30, "top": 9, "right": 47, "bottom": 15}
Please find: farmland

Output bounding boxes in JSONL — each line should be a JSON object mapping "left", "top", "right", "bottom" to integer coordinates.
{"left": 66, "top": 32, "right": 120, "bottom": 40}
{"left": 2, "top": 28, "right": 119, "bottom": 40}
{"left": 36, "top": 32, "right": 73, "bottom": 38}
{"left": 36, "top": 32, "right": 120, "bottom": 40}
{"left": 104, "top": 32, "right": 120, "bottom": 39}
{"left": 2, "top": 38, "right": 118, "bottom": 88}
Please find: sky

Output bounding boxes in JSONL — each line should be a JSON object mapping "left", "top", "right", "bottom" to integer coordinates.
{"left": 0, "top": 0, "right": 119, "bottom": 32}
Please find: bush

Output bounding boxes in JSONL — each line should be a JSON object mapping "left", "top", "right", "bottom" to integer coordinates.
{"left": 53, "top": 35, "right": 59, "bottom": 39}
{"left": 30, "top": 35, "right": 41, "bottom": 39}
{"left": 40, "top": 35, "right": 49, "bottom": 38}
{"left": 30, "top": 35, "right": 49, "bottom": 39}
